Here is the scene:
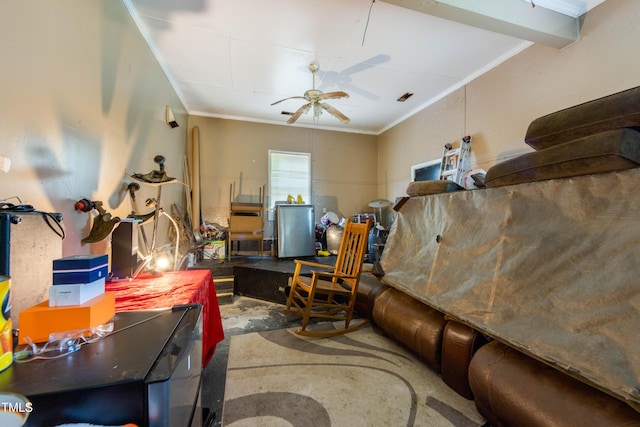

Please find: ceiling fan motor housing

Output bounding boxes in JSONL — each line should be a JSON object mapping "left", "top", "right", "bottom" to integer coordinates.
{"left": 305, "top": 89, "right": 322, "bottom": 101}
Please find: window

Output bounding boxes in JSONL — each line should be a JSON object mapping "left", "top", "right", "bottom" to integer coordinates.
{"left": 268, "top": 150, "right": 311, "bottom": 208}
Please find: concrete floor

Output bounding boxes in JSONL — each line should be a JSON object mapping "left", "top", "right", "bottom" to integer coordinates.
{"left": 200, "top": 296, "right": 300, "bottom": 427}
{"left": 194, "top": 253, "right": 340, "bottom": 426}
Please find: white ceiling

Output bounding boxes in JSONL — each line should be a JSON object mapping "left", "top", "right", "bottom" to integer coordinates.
{"left": 124, "top": 0, "right": 606, "bottom": 135}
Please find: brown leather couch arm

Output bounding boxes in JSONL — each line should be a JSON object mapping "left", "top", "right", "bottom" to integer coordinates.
{"left": 469, "top": 341, "right": 640, "bottom": 427}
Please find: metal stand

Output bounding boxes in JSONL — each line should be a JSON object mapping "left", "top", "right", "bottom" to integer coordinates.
{"left": 128, "top": 155, "right": 180, "bottom": 278}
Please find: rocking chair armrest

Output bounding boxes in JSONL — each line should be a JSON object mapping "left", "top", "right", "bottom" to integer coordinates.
{"left": 293, "top": 259, "right": 335, "bottom": 270}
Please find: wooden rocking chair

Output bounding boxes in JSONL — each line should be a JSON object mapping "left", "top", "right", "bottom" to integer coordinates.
{"left": 284, "top": 218, "right": 372, "bottom": 337}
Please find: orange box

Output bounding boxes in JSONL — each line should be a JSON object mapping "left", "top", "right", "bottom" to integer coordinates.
{"left": 18, "top": 292, "right": 116, "bottom": 344}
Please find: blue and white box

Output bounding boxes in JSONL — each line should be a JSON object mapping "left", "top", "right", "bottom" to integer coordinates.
{"left": 52, "top": 254, "right": 109, "bottom": 285}
{"left": 49, "top": 277, "right": 106, "bottom": 307}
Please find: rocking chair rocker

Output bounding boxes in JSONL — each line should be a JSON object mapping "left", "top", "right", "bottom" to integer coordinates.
{"left": 284, "top": 218, "right": 372, "bottom": 337}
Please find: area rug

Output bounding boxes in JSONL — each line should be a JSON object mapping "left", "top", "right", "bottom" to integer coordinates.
{"left": 222, "top": 322, "right": 485, "bottom": 426}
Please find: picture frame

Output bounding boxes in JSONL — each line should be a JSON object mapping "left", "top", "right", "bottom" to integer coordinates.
{"left": 410, "top": 158, "right": 441, "bottom": 182}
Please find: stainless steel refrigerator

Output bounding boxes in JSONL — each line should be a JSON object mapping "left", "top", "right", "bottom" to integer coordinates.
{"left": 276, "top": 204, "right": 316, "bottom": 258}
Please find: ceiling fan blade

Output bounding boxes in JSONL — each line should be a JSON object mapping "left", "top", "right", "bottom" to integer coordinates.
{"left": 287, "top": 103, "right": 311, "bottom": 124}
{"left": 317, "top": 91, "right": 349, "bottom": 101}
{"left": 320, "top": 103, "right": 350, "bottom": 124}
{"left": 271, "top": 96, "right": 307, "bottom": 106}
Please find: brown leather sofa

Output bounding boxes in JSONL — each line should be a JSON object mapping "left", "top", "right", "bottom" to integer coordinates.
{"left": 355, "top": 86, "right": 640, "bottom": 426}
{"left": 372, "top": 286, "right": 446, "bottom": 373}
{"left": 358, "top": 275, "right": 472, "bottom": 389}
{"left": 356, "top": 273, "right": 640, "bottom": 426}
{"left": 357, "top": 276, "right": 488, "bottom": 398}
{"left": 469, "top": 341, "right": 640, "bottom": 427}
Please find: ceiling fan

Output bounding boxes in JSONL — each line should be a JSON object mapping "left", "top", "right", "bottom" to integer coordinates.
{"left": 271, "top": 63, "right": 350, "bottom": 125}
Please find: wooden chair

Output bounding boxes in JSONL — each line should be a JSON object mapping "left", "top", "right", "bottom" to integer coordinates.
{"left": 284, "top": 218, "right": 371, "bottom": 337}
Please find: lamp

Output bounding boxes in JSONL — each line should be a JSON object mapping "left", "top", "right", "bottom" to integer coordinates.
{"left": 368, "top": 199, "right": 392, "bottom": 229}
{"left": 165, "top": 106, "right": 179, "bottom": 128}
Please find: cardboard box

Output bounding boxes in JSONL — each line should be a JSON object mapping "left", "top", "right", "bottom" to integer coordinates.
{"left": 52, "top": 254, "right": 109, "bottom": 285}
{"left": 53, "top": 254, "right": 108, "bottom": 270}
{"left": 49, "top": 278, "right": 105, "bottom": 307}
{"left": 18, "top": 292, "right": 116, "bottom": 344}
{"left": 204, "top": 240, "right": 226, "bottom": 259}
{"left": 53, "top": 265, "right": 108, "bottom": 285}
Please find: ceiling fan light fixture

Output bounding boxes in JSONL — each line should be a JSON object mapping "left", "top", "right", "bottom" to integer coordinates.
{"left": 313, "top": 103, "right": 322, "bottom": 121}
{"left": 397, "top": 92, "right": 414, "bottom": 102}
{"left": 271, "top": 63, "right": 351, "bottom": 125}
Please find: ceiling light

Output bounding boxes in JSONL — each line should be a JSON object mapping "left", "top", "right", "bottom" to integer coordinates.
{"left": 397, "top": 92, "right": 414, "bottom": 102}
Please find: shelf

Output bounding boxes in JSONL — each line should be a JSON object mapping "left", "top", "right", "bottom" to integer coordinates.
{"left": 228, "top": 184, "right": 265, "bottom": 259}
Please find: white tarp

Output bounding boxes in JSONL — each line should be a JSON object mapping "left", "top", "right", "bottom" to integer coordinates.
{"left": 380, "top": 168, "right": 640, "bottom": 410}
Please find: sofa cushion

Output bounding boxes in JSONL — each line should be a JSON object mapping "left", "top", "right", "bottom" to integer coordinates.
{"left": 525, "top": 85, "right": 640, "bottom": 150}
{"left": 406, "top": 180, "right": 464, "bottom": 197}
{"left": 372, "top": 288, "right": 446, "bottom": 373}
{"left": 469, "top": 341, "right": 640, "bottom": 427}
{"left": 486, "top": 128, "right": 640, "bottom": 187}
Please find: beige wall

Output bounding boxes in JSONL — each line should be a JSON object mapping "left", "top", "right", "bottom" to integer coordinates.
{"left": 187, "top": 116, "right": 378, "bottom": 239}
{"left": 378, "top": 88, "right": 466, "bottom": 200}
{"left": 379, "top": 0, "right": 640, "bottom": 205}
{"left": 2, "top": 0, "right": 637, "bottom": 258}
{"left": 0, "top": 1, "right": 187, "bottom": 257}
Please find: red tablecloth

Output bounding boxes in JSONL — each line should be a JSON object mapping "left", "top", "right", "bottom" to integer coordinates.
{"left": 105, "top": 269, "right": 224, "bottom": 367}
